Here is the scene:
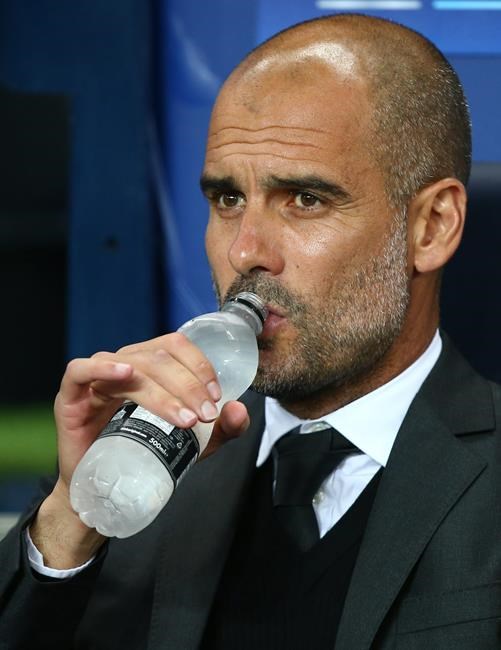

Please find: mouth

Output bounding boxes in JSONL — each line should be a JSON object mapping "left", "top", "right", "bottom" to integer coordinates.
{"left": 261, "top": 304, "right": 287, "bottom": 338}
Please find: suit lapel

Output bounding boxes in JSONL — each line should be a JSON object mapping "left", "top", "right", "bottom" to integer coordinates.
{"left": 147, "top": 394, "right": 264, "bottom": 650}
{"left": 335, "top": 339, "right": 494, "bottom": 650}
{"left": 335, "top": 396, "right": 486, "bottom": 649}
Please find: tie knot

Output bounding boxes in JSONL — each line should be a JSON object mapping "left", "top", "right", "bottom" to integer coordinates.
{"left": 273, "top": 427, "right": 358, "bottom": 506}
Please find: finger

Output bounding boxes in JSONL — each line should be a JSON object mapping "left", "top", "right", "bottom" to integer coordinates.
{"left": 115, "top": 335, "right": 179, "bottom": 355}
{"left": 117, "top": 334, "right": 221, "bottom": 402}
{"left": 201, "top": 401, "right": 250, "bottom": 459}
{"left": 93, "top": 347, "right": 220, "bottom": 422}
{"left": 90, "top": 370, "right": 211, "bottom": 430}
{"left": 161, "top": 334, "right": 221, "bottom": 401}
{"left": 137, "top": 348, "right": 219, "bottom": 420}
{"left": 59, "top": 358, "right": 133, "bottom": 403}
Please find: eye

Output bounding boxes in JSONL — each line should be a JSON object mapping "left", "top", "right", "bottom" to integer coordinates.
{"left": 292, "top": 192, "right": 322, "bottom": 209}
{"left": 216, "top": 192, "right": 245, "bottom": 209}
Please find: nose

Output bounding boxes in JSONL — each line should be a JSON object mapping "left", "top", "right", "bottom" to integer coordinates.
{"left": 228, "top": 206, "right": 285, "bottom": 277}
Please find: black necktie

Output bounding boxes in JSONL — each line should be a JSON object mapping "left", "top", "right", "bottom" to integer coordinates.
{"left": 272, "top": 426, "right": 358, "bottom": 551}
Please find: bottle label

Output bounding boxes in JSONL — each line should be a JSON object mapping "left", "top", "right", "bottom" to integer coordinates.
{"left": 99, "top": 402, "right": 200, "bottom": 485}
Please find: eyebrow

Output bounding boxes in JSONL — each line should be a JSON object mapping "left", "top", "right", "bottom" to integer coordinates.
{"left": 264, "top": 175, "right": 352, "bottom": 203}
{"left": 199, "top": 173, "right": 352, "bottom": 203}
{"left": 200, "top": 175, "right": 238, "bottom": 197}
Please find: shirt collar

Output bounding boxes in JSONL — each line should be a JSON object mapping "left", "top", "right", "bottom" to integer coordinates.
{"left": 256, "top": 330, "right": 442, "bottom": 468}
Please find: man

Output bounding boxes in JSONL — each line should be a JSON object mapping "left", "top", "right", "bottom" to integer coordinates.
{"left": 1, "top": 13, "right": 500, "bottom": 649}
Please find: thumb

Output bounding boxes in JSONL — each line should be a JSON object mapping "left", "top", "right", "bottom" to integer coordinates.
{"left": 200, "top": 400, "right": 250, "bottom": 459}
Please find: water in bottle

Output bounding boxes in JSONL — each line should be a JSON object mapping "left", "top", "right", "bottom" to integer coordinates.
{"left": 70, "top": 292, "right": 267, "bottom": 538}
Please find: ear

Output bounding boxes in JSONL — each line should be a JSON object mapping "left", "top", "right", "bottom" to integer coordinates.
{"left": 409, "top": 178, "right": 466, "bottom": 274}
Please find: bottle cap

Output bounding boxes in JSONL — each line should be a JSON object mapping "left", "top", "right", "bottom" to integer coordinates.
{"left": 229, "top": 292, "right": 268, "bottom": 325}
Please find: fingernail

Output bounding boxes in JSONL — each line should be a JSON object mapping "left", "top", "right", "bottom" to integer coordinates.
{"left": 179, "top": 408, "right": 197, "bottom": 425}
{"left": 207, "top": 380, "right": 221, "bottom": 402}
{"left": 201, "top": 400, "right": 218, "bottom": 421}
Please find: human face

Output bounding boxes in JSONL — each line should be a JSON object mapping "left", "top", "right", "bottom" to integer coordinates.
{"left": 203, "top": 59, "right": 410, "bottom": 402}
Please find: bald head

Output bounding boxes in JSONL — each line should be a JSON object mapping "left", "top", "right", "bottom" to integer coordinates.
{"left": 224, "top": 15, "right": 471, "bottom": 211}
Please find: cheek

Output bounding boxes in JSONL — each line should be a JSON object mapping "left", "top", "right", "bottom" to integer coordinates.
{"left": 281, "top": 235, "right": 337, "bottom": 296}
{"left": 297, "top": 235, "right": 334, "bottom": 261}
{"left": 283, "top": 224, "right": 379, "bottom": 297}
{"left": 283, "top": 225, "right": 342, "bottom": 272}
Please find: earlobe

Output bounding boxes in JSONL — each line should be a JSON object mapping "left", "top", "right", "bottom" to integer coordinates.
{"left": 411, "top": 179, "right": 466, "bottom": 274}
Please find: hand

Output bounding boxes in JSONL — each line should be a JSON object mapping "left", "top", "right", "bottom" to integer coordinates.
{"left": 53, "top": 332, "right": 226, "bottom": 492}
{"left": 32, "top": 333, "right": 249, "bottom": 568}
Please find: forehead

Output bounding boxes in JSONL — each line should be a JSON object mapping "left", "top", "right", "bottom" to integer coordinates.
{"left": 204, "top": 59, "right": 376, "bottom": 187}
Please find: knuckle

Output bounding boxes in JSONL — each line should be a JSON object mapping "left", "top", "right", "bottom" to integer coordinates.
{"left": 91, "top": 350, "right": 112, "bottom": 360}
{"left": 168, "top": 332, "right": 189, "bottom": 347}
{"left": 197, "top": 359, "right": 213, "bottom": 375}
{"left": 153, "top": 348, "right": 172, "bottom": 361}
{"left": 65, "top": 358, "right": 82, "bottom": 374}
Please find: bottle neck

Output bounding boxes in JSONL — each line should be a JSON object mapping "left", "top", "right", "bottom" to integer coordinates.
{"left": 221, "top": 302, "right": 264, "bottom": 336}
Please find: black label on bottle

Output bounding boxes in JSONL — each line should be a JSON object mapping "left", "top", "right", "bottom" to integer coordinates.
{"left": 99, "top": 402, "right": 200, "bottom": 486}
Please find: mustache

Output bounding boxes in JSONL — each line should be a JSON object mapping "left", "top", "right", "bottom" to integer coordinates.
{"left": 216, "top": 273, "right": 307, "bottom": 319}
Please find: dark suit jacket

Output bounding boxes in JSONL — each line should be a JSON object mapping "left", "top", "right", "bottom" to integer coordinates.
{"left": 1, "top": 336, "right": 500, "bottom": 649}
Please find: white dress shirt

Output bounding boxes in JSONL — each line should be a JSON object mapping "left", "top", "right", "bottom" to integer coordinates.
{"left": 27, "top": 330, "right": 442, "bottom": 576}
{"left": 257, "top": 330, "right": 442, "bottom": 537}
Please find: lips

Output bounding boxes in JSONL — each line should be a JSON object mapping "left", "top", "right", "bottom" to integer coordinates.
{"left": 261, "top": 305, "right": 287, "bottom": 338}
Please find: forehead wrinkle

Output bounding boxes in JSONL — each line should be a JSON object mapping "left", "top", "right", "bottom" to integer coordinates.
{"left": 208, "top": 138, "right": 327, "bottom": 152}
{"left": 208, "top": 124, "right": 330, "bottom": 137}
{"left": 205, "top": 151, "right": 330, "bottom": 165}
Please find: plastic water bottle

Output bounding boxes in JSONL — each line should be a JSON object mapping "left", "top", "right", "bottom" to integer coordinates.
{"left": 70, "top": 292, "right": 267, "bottom": 538}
